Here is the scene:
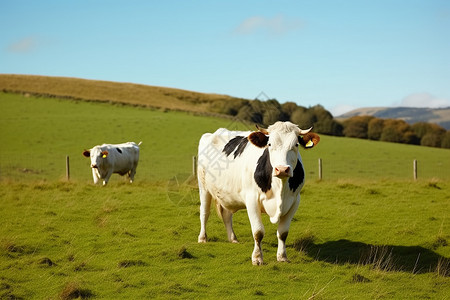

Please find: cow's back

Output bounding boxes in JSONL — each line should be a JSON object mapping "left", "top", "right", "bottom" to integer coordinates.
{"left": 198, "top": 129, "right": 260, "bottom": 212}
{"left": 104, "top": 142, "right": 140, "bottom": 173}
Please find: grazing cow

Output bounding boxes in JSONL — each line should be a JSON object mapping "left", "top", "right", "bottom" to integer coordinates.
{"left": 197, "top": 122, "right": 320, "bottom": 265}
{"left": 82, "top": 142, "right": 142, "bottom": 185}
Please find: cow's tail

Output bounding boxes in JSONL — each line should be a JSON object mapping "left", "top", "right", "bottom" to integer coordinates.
{"left": 215, "top": 202, "right": 225, "bottom": 221}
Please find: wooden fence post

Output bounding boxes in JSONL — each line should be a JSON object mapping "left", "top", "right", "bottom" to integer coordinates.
{"left": 66, "top": 155, "right": 70, "bottom": 181}
{"left": 413, "top": 159, "right": 417, "bottom": 180}
{"left": 318, "top": 158, "right": 322, "bottom": 181}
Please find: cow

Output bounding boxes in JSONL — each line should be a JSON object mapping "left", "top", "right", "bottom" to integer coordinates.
{"left": 197, "top": 121, "right": 320, "bottom": 265}
{"left": 82, "top": 142, "right": 142, "bottom": 186}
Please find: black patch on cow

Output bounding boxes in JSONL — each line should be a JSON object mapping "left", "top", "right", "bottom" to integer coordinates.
{"left": 254, "top": 148, "right": 272, "bottom": 193}
{"left": 116, "top": 148, "right": 123, "bottom": 154}
{"left": 289, "top": 160, "right": 305, "bottom": 192}
{"left": 223, "top": 136, "right": 248, "bottom": 158}
{"left": 280, "top": 232, "right": 288, "bottom": 243}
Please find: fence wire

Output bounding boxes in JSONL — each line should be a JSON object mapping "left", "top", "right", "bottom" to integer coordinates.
{"left": 1, "top": 153, "right": 449, "bottom": 183}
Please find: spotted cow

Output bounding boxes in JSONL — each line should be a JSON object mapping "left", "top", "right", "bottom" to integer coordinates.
{"left": 197, "top": 121, "right": 320, "bottom": 265}
{"left": 82, "top": 142, "right": 142, "bottom": 185}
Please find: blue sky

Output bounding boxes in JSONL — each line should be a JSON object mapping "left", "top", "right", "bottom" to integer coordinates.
{"left": 1, "top": 0, "right": 449, "bottom": 115}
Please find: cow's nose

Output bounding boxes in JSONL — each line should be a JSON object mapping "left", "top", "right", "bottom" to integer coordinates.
{"left": 91, "top": 164, "right": 98, "bottom": 169}
{"left": 274, "top": 166, "right": 290, "bottom": 177}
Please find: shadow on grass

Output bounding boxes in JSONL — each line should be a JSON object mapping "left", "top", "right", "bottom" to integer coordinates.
{"left": 293, "top": 238, "right": 450, "bottom": 276}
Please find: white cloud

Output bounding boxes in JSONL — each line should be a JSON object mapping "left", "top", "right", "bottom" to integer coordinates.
{"left": 330, "top": 104, "right": 357, "bottom": 116}
{"left": 6, "top": 36, "right": 39, "bottom": 53}
{"left": 234, "top": 14, "right": 303, "bottom": 36}
{"left": 400, "top": 92, "right": 450, "bottom": 108}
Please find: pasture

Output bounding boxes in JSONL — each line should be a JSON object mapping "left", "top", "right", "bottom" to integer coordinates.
{"left": 1, "top": 93, "right": 449, "bottom": 299}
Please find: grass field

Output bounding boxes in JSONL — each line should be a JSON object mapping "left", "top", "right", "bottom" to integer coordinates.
{"left": 1, "top": 92, "right": 449, "bottom": 183}
{"left": 0, "top": 92, "right": 449, "bottom": 299}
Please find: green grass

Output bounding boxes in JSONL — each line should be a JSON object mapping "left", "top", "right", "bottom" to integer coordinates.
{"left": 0, "top": 92, "right": 449, "bottom": 299}
{"left": 0, "top": 181, "right": 448, "bottom": 299}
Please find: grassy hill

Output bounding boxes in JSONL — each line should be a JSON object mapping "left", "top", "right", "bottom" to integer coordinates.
{"left": 0, "top": 74, "right": 246, "bottom": 116}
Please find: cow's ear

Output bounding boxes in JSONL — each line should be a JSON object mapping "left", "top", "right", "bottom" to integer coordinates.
{"left": 248, "top": 131, "right": 269, "bottom": 148}
{"left": 101, "top": 150, "right": 109, "bottom": 158}
{"left": 299, "top": 133, "right": 320, "bottom": 149}
{"left": 82, "top": 150, "right": 90, "bottom": 157}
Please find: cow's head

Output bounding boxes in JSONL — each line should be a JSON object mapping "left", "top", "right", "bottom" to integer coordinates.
{"left": 248, "top": 121, "right": 320, "bottom": 178}
{"left": 82, "top": 146, "right": 109, "bottom": 169}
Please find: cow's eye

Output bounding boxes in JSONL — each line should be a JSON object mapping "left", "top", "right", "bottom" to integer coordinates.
{"left": 268, "top": 143, "right": 271, "bottom": 147}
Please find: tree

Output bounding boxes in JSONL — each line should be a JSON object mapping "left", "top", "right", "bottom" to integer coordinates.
{"left": 310, "top": 105, "right": 343, "bottom": 135}
{"left": 280, "top": 102, "right": 299, "bottom": 121}
{"left": 218, "top": 99, "right": 246, "bottom": 116}
{"left": 412, "top": 122, "right": 446, "bottom": 147}
{"left": 342, "top": 116, "right": 373, "bottom": 139}
{"left": 421, "top": 133, "right": 443, "bottom": 147}
{"left": 441, "top": 131, "right": 450, "bottom": 149}
{"left": 263, "top": 109, "right": 281, "bottom": 126}
{"left": 380, "top": 119, "right": 418, "bottom": 144}
{"left": 290, "top": 108, "right": 316, "bottom": 129}
{"left": 368, "top": 118, "right": 384, "bottom": 140}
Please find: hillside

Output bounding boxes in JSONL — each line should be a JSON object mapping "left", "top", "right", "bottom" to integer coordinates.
{"left": 0, "top": 74, "right": 246, "bottom": 115}
{"left": 0, "top": 74, "right": 343, "bottom": 135}
{"left": 338, "top": 106, "right": 450, "bottom": 129}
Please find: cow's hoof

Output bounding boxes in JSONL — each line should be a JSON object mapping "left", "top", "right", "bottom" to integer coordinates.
{"left": 198, "top": 236, "right": 207, "bottom": 243}
{"left": 277, "top": 256, "right": 291, "bottom": 263}
{"left": 252, "top": 258, "right": 264, "bottom": 266}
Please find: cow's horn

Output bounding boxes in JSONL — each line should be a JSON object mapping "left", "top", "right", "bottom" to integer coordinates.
{"left": 298, "top": 127, "right": 313, "bottom": 135}
{"left": 256, "top": 124, "right": 269, "bottom": 135}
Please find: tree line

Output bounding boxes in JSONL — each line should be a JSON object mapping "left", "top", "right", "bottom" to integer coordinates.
{"left": 217, "top": 99, "right": 343, "bottom": 136}
{"left": 215, "top": 98, "right": 450, "bottom": 149}
{"left": 341, "top": 116, "right": 450, "bottom": 149}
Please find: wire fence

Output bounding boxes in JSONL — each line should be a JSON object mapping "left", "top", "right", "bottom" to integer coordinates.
{"left": 1, "top": 153, "right": 449, "bottom": 183}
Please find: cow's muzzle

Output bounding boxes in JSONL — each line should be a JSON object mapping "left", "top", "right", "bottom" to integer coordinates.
{"left": 274, "top": 166, "right": 292, "bottom": 178}
{"left": 91, "top": 164, "right": 98, "bottom": 169}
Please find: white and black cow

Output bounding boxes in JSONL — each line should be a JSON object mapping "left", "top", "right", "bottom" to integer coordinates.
{"left": 82, "top": 142, "right": 142, "bottom": 186}
{"left": 197, "top": 121, "right": 320, "bottom": 265}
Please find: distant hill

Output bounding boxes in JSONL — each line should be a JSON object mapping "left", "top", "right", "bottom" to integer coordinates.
{"left": 338, "top": 107, "right": 450, "bottom": 130}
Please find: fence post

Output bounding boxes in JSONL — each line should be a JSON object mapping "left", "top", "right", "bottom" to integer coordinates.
{"left": 193, "top": 156, "right": 197, "bottom": 178}
{"left": 413, "top": 159, "right": 417, "bottom": 181}
{"left": 66, "top": 155, "right": 70, "bottom": 181}
{"left": 318, "top": 158, "right": 322, "bottom": 181}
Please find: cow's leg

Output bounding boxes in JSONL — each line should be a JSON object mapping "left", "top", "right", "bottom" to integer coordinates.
{"left": 221, "top": 207, "right": 238, "bottom": 243}
{"left": 276, "top": 196, "right": 300, "bottom": 262}
{"left": 129, "top": 166, "right": 137, "bottom": 183}
{"left": 247, "top": 200, "right": 265, "bottom": 265}
{"left": 92, "top": 169, "right": 99, "bottom": 184}
{"left": 103, "top": 170, "right": 113, "bottom": 186}
{"left": 198, "top": 186, "right": 212, "bottom": 243}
